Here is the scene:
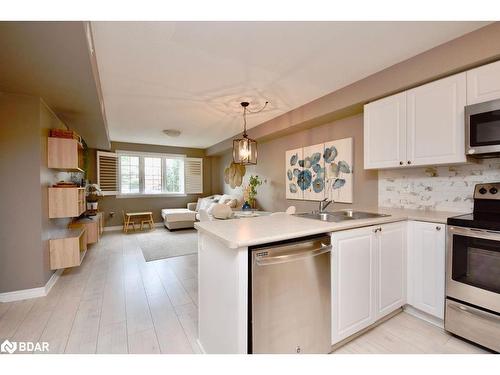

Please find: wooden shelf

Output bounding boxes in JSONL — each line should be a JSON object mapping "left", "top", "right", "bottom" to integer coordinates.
{"left": 47, "top": 137, "right": 85, "bottom": 171}
{"left": 52, "top": 166, "right": 85, "bottom": 173}
{"left": 69, "top": 212, "right": 103, "bottom": 245}
{"left": 49, "top": 227, "right": 87, "bottom": 270}
{"left": 48, "top": 187, "right": 86, "bottom": 218}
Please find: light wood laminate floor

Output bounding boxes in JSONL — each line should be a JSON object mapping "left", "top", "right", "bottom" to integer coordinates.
{"left": 0, "top": 230, "right": 488, "bottom": 354}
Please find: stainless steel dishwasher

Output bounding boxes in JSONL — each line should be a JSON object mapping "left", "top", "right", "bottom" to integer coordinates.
{"left": 251, "top": 234, "right": 331, "bottom": 354}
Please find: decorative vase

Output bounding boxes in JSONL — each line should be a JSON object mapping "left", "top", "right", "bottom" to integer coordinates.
{"left": 242, "top": 201, "right": 252, "bottom": 211}
{"left": 249, "top": 198, "right": 256, "bottom": 209}
{"left": 87, "top": 202, "right": 98, "bottom": 211}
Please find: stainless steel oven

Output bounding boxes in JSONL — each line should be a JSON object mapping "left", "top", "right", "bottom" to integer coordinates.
{"left": 446, "top": 226, "right": 500, "bottom": 312}
{"left": 445, "top": 225, "right": 500, "bottom": 351}
{"left": 465, "top": 99, "right": 500, "bottom": 157}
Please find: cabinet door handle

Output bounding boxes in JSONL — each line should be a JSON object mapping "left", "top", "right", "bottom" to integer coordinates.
{"left": 399, "top": 161, "right": 403, "bottom": 165}
{"left": 373, "top": 227, "right": 382, "bottom": 233}
{"left": 407, "top": 160, "right": 412, "bottom": 165}
{"left": 436, "top": 226, "right": 441, "bottom": 231}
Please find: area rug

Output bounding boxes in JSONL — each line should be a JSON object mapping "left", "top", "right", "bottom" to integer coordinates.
{"left": 137, "top": 228, "right": 198, "bottom": 262}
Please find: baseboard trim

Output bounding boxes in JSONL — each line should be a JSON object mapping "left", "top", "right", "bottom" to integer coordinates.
{"left": 103, "top": 225, "right": 124, "bottom": 232}
{"left": 0, "top": 269, "right": 63, "bottom": 303}
{"left": 103, "top": 222, "right": 164, "bottom": 232}
{"left": 403, "top": 305, "right": 444, "bottom": 329}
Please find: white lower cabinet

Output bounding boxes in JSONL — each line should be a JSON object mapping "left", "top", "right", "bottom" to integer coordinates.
{"left": 331, "top": 222, "right": 407, "bottom": 344}
{"left": 376, "top": 223, "right": 407, "bottom": 319}
{"left": 407, "top": 221, "right": 446, "bottom": 320}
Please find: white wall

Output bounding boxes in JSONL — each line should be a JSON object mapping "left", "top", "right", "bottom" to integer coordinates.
{"left": 378, "top": 158, "right": 500, "bottom": 212}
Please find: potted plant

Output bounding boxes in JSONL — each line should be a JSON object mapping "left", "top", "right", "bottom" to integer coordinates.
{"left": 246, "top": 175, "right": 262, "bottom": 209}
{"left": 86, "top": 183, "right": 103, "bottom": 213}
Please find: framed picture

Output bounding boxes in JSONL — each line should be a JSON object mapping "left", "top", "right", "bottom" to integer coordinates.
{"left": 302, "top": 143, "right": 325, "bottom": 201}
{"left": 285, "top": 148, "right": 303, "bottom": 199}
{"left": 285, "top": 137, "right": 353, "bottom": 203}
{"left": 324, "top": 137, "right": 353, "bottom": 203}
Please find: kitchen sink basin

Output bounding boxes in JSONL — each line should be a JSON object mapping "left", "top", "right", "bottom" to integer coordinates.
{"left": 294, "top": 210, "right": 390, "bottom": 222}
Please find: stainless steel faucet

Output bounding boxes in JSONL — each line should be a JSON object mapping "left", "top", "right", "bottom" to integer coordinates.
{"left": 318, "top": 198, "right": 333, "bottom": 213}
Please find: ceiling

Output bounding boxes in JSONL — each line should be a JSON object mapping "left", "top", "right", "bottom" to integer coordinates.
{"left": 92, "top": 21, "right": 489, "bottom": 149}
{"left": 0, "top": 22, "right": 110, "bottom": 149}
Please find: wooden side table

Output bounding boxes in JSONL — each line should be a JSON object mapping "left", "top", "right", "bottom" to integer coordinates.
{"left": 124, "top": 211, "right": 154, "bottom": 233}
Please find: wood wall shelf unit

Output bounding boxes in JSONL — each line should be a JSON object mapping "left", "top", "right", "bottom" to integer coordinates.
{"left": 69, "top": 212, "right": 103, "bottom": 245}
{"left": 47, "top": 137, "right": 84, "bottom": 172}
{"left": 48, "top": 187, "right": 86, "bottom": 218}
{"left": 49, "top": 227, "right": 87, "bottom": 270}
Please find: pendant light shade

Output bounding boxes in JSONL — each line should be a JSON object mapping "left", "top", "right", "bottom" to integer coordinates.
{"left": 232, "top": 101, "right": 267, "bottom": 165}
{"left": 233, "top": 136, "right": 257, "bottom": 165}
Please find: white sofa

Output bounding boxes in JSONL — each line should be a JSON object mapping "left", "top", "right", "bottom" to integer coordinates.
{"left": 161, "top": 194, "right": 243, "bottom": 230}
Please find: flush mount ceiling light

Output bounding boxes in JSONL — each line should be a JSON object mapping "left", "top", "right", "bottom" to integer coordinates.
{"left": 233, "top": 101, "right": 268, "bottom": 165}
{"left": 163, "top": 129, "right": 181, "bottom": 137}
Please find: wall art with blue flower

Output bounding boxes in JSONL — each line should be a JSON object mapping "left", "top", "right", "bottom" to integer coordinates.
{"left": 301, "top": 143, "right": 326, "bottom": 201}
{"left": 285, "top": 137, "right": 353, "bottom": 203}
{"left": 324, "top": 137, "right": 353, "bottom": 203}
{"left": 285, "top": 147, "right": 303, "bottom": 199}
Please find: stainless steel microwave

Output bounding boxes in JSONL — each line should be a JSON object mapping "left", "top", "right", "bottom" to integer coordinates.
{"left": 466, "top": 99, "right": 500, "bottom": 157}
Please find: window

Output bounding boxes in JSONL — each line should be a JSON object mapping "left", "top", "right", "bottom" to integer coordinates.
{"left": 144, "top": 157, "right": 162, "bottom": 194}
{"left": 119, "top": 155, "right": 140, "bottom": 194}
{"left": 165, "top": 158, "right": 184, "bottom": 193}
{"left": 117, "top": 151, "right": 190, "bottom": 196}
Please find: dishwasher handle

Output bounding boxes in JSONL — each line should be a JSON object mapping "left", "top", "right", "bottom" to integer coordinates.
{"left": 255, "top": 244, "right": 332, "bottom": 266}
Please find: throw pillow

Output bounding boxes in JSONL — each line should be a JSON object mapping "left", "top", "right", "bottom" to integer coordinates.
{"left": 195, "top": 198, "right": 202, "bottom": 212}
{"left": 198, "top": 197, "right": 215, "bottom": 211}
{"left": 225, "top": 199, "right": 238, "bottom": 208}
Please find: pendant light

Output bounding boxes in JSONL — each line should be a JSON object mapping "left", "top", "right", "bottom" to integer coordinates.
{"left": 232, "top": 100, "right": 268, "bottom": 165}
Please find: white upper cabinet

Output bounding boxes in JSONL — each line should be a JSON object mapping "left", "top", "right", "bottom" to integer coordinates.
{"left": 364, "top": 72, "right": 467, "bottom": 169}
{"left": 467, "top": 60, "right": 500, "bottom": 105}
{"left": 364, "top": 92, "right": 407, "bottom": 169}
{"left": 407, "top": 221, "right": 446, "bottom": 320}
{"left": 406, "top": 72, "right": 467, "bottom": 166}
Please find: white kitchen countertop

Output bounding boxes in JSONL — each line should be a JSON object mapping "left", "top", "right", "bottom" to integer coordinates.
{"left": 195, "top": 207, "right": 464, "bottom": 249}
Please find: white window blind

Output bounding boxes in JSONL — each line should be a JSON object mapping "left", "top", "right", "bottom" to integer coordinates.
{"left": 97, "top": 151, "right": 118, "bottom": 196}
{"left": 184, "top": 157, "right": 203, "bottom": 194}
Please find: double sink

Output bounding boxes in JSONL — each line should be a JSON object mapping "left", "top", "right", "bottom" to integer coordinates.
{"left": 295, "top": 209, "right": 389, "bottom": 223}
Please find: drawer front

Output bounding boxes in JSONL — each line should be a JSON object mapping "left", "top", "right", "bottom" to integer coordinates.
{"left": 445, "top": 299, "right": 500, "bottom": 352}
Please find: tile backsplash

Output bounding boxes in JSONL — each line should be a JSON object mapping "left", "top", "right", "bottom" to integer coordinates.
{"left": 378, "top": 158, "right": 500, "bottom": 212}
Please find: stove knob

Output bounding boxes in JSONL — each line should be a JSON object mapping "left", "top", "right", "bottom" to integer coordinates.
{"left": 479, "top": 187, "right": 487, "bottom": 194}
{"left": 490, "top": 187, "right": 498, "bottom": 194}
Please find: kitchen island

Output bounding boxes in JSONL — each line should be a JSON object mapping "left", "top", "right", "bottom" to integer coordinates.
{"left": 194, "top": 208, "right": 461, "bottom": 354}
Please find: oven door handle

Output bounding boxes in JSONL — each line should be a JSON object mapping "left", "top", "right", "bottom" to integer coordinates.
{"left": 448, "top": 226, "right": 500, "bottom": 240}
{"left": 448, "top": 301, "right": 500, "bottom": 323}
